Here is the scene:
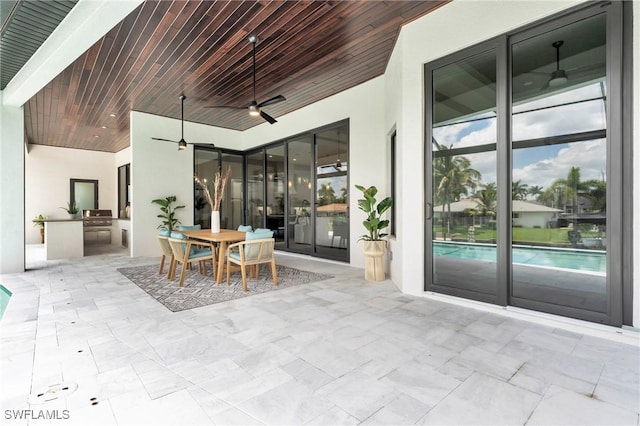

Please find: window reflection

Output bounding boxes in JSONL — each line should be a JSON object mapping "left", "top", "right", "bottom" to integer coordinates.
{"left": 511, "top": 13, "right": 607, "bottom": 314}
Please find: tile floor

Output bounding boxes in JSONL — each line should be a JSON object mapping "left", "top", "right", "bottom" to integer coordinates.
{"left": 1, "top": 245, "right": 638, "bottom": 425}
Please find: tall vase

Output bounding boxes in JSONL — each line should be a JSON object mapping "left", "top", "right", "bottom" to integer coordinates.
{"left": 211, "top": 210, "right": 221, "bottom": 233}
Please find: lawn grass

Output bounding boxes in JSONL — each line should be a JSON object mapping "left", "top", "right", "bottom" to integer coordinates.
{"left": 434, "top": 225, "right": 602, "bottom": 245}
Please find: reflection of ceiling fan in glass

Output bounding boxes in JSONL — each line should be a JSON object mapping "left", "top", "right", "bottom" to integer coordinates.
{"left": 533, "top": 40, "right": 604, "bottom": 91}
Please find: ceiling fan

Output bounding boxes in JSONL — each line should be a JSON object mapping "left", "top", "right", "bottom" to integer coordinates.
{"left": 206, "top": 35, "right": 286, "bottom": 124}
{"left": 541, "top": 40, "right": 569, "bottom": 90}
{"left": 152, "top": 95, "right": 210, "bottom": 150}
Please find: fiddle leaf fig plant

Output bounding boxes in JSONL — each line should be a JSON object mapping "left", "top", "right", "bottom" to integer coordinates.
{"left": 151, "top": 195, "right": 185, "bottom": 232}
{"left": 355, "top": 184, "right": 392, "bottom": 241}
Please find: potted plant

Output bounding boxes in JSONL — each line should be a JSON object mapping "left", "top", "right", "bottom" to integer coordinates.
{"left": 60, "top": 201, "right": 79, "bottom": 218}
{"left": 151, "top": 196, "right": 185, "bottom": 233}
{"left": 33, "top": 214, "right": 46, "bottom": 244}
{"left": 355, "top": 184, "right": 392, "bottom": 281}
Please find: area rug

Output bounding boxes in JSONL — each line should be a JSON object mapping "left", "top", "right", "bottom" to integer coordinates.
{"left": 117, "top": 263, "right": 333, "bottom": 312}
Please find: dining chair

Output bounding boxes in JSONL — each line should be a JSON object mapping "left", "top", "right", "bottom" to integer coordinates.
{"left": 167, "top": 232, "right": 216, "bottom": 287}
{"left": 225, "top": 232, "right": 277, "bottom": 292}
{"left": 157, "top": 231, "right": 174, "bottom": 277}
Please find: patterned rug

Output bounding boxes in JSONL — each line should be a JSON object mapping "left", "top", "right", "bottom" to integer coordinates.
{"left": 117, "top": 263, "right": 333, "bottom": 312}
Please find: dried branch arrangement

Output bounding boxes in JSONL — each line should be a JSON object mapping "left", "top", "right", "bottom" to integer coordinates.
{"left": 194, "top": 165, "right": 232, "bottom": 211}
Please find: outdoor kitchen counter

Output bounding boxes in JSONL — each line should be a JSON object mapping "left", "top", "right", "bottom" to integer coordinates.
{"left": 41, "top": 218, "right": 84, "bottom": 260}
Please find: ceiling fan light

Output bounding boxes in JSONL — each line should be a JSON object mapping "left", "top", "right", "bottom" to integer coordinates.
{"left": 548, "top": 69, "right": 568, "bottom": 87}
{"left": 248, "top": 104, "right": 260, "bottom": 116}
{"left": 178, "top": 140, "right": 187, "bottom": 150}
{"left": 549, "top": 76, "right": 568, "bottom": 87}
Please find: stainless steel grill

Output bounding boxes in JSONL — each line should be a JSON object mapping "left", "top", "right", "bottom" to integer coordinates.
{"left": 83, "top": 210, "right": 112, "bottom": 243}
{"left": 83, "top": 210, "right": 113, "bottom": 227}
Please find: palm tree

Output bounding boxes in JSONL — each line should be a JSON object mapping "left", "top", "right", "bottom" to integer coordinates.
{"left": 528, "top": 185, "right": 544, "bottom": 202}
{"left": 433, "top": 142, "right": 481, "bottom": 239}
{"left": 565, "top": 166, "right": 582, "bottom": 217}
{"left": 317, "top": 183, "right": 336, "bottom": 206}
{"left": 512, "top": 180, "right": 529, "bottom": 201}
{"left": 475, "top": 182, "right": 497, "bottom": 222}
{"left": 582, "top": 178, "right": 606, "bottom": 212}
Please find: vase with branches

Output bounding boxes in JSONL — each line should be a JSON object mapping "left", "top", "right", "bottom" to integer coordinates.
{"left": 194, "top": 165, "right": 232, "bottom": 232}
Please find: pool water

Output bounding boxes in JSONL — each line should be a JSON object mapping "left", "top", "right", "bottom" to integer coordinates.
{"left": 433, "top": 241, "right": 606, "bottom": 274}
{"left": 0, "top": 285, "right": 12, "bottom": 320}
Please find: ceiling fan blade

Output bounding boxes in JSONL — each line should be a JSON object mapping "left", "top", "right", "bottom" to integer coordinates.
{"left": 258, "top": 95, "right": 286, "bottom": 108}
{"left": 539, "top": 79, "right": 550, "bottom": 91}
{"left": 204, "top": 105, "right": 247, "bottom": 110}
{"left": 260, "top": 110, "right": 277, "bottom": 124}
{"left": 152, "top": 137, "right": 178, "bottom": 143}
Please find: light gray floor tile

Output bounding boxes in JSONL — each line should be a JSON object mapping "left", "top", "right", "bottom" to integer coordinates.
{"left": 305, "top": 405, "right": 360, "bottom": 425}
{"left": 237, "top": 379, "right": 335, "bottom": 425}
{"left": 417, "top": 372, "right": 540, "bottom": 425}
{"left": 380, "top": 360, "right": 461, "bottom": 407}
{"left": 317, "top": 371, "right": 400, "bottom": 421}
{"left": 453, "top": 346, "right": 523, "bottom": 381}
{"left": 527, "top": 385, "right": 638, "bottom": 425}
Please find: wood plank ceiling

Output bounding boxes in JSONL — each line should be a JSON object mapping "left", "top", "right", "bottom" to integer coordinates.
{"left": 23, "top": 0, "right": 448, "bottom": 153}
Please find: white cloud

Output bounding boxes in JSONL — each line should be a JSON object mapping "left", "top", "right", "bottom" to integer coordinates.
{"left": 513, "top": 139, "right": 606, "bottom": 188}
{"left": 431, "top": 83, "right": 607, "bottom": 191}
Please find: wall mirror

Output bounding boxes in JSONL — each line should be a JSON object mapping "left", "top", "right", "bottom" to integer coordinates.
{"left": 70, "top": 178, "right": 98, "bottom": 215}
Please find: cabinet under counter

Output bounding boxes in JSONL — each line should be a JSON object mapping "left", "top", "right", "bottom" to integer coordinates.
{"left": 42, "top": 219, "right": 84, "bottom": 260}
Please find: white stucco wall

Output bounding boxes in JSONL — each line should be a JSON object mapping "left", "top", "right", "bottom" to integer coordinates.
{"left": 0, "top": 92, "right": 25, "bottom": 273}
{"left": 24, "top": 145, "right": 117, "bottom": 244}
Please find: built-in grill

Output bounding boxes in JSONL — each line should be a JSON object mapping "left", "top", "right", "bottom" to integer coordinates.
{"left": 83, "top": 209, "right": 113, "bottom": 243}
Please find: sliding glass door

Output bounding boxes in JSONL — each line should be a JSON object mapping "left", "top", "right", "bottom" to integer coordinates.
{"left": 315, "top": 126, "right": 349, "bottom": 260}
{"left": 427, "top": 46, "right": 499, "bottom": 303}
{"left": 238, "top": 121, "right": 349, "bottom": 261}
{"left": 425, "top": 3, "right": 626, "bottom": 325}
{"left": 510, "top": 12, "right": 609, "bottom": 319}
{"left": 246, "top": 151, "right": 265, "bottom": 231}
{"left": 194, "top": 147, "right": 244, "bottom": 230}
{"left": 287, "top": 136, "right": 313, "bottom": 254}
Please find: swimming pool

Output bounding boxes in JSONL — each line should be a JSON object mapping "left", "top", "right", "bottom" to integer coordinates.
{"left": 0, "top": 285, "right": 12, "bottom": 320}
{"left": 433, "top": 241, "right": 606, "bottom": 274}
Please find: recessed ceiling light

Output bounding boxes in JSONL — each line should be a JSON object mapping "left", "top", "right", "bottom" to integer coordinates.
{"left": 94, "top": 135, "right": 100, "bottom": 138}
{"left": 101, "top": 126, "right": 107, "bottom": 129}
{"left": 109, "top": 113, "right": 116, "bottom": 117}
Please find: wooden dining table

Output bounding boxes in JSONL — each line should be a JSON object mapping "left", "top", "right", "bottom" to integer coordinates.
{"left": 182, "top": 229, "right": 246, "bottom": 284}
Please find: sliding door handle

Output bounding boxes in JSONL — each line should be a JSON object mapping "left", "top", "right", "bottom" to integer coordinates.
{"left": 426, "top": 202, "right": 433, "bottom": 221}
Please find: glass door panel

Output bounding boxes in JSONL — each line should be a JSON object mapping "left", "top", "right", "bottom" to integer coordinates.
{"left": 246, "top": 151, "right": 265, "bottom": 231}
{"left": 287, "top": 137, "right": 312, "bottom": 253}
{"left": 315, "top": 125, "right": 349, "bottom": 261}
{"left": 429, "top": 49, "right": 498, "bottom": 300}
{"left": 510, "top": 14, "right": 608, "bottom": 315}
{"left": 266, "top": 145, "right": 285, "bottom": 247}
{"left": 220, "top": 153, "right": 244, "bottom": 230}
